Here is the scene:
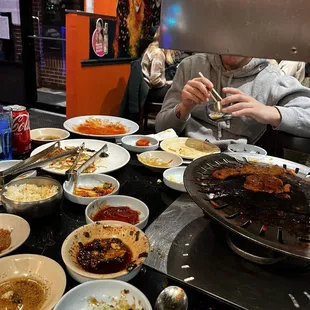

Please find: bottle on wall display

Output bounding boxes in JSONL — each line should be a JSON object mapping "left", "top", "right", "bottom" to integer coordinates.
{"left": 104, "top": 23, "right": 108, "bottom": 55}
{"left": 92, "top": 18, "right": 105, "bottom": 57}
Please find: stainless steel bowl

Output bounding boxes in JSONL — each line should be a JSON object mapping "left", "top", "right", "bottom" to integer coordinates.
{"left": 1, "top": 177, "right": 63, "bottom": 218}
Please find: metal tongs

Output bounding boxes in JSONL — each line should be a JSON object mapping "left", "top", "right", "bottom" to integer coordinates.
{"left": 0, "top": 142, "right": 79, "bottom": 186}
{"left": 66, "top": 144, "right": 108, "bottom": 192}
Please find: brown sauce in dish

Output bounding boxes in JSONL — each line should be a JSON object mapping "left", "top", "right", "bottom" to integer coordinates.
{"left": 36, "top": 135, "right": 61, "bottom": 140}
{"left": 0, "top": 277, "right": 46, "bottom": 310}
{"left": 0, "top": 229, "right": 11, "bottom": 253}
{"left": 77, "top": 238, "right": 133, "bottom": 274}
{"left": 91, "top": 205, "right": 140, "bottom": 225}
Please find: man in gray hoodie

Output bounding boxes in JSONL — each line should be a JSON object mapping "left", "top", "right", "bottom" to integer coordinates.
{"left": 155, "top": 54, "right": 310, "bottom": 144}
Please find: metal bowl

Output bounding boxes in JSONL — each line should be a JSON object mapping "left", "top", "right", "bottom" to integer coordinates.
{"left": 1, "top": 177, "right": 63, "bottom": 219}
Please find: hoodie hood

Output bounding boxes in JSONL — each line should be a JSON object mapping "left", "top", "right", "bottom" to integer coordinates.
{"left": 206, "top": 54, "right": 269, "bottom": 79}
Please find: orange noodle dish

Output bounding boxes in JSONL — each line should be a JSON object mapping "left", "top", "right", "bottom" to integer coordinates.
{"left": 73, "top": 118, "right": 129, "bottom": 135}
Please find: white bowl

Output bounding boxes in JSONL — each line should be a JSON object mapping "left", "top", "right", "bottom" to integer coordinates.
{"left": 66, "top": 264, "right": 142, "bottom": 284}
{"left": 54, "top": 280, "right": 152, "bottom": 310}
{"left": 121, "top": 135, "right": 159, "bottom": 153}
{"left": 163, "top": 167, "right": 186, "bottom": 192}
{"left": 61, "top": 221, "right": 150, "bottom": 283}
{"left": 0, "top": 254, "right": 66, "bottom": 310}
{"left": 0, "top": 214, "right": 30, "bottom": 257}
{"left": 85, "top": 195, "right": 149, "bottom": 229}
{"left": 228, "top": 143, "right": 267, "bottom": 155}
{"left": 63, "top": 174, "right": 120, "bottom": 205}
{"left": 137, "top": 151, "right": 183, "bottom": 172}
{"left": 30, "top": 128, "right": 70, "bottom": 143}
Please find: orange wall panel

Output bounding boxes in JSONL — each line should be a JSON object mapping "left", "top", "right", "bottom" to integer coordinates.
{"left": 94, "top": 0, "right": 117, "bottom": 16}
{"left": 66, "top": 13, "right": 131, "bottom": 119}
{"left": 84, "top": 0, "right": 117, "bottom": 16}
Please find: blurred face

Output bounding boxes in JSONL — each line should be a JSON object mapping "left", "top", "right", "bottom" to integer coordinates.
{"left": 220, "top": 56, "right": 251, "bottom": 71}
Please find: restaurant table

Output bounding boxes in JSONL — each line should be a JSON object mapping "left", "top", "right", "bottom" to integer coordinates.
{"left": 6, "top": 111, "right": 309, "bottom": 309}
{"left": 0, "top": 144, "right": 234, "bottom": 310}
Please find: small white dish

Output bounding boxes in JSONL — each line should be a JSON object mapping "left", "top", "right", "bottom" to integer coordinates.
{"left": 137, "top": 151, "right": 183, "bottom": 172}
{"left": 0, "top": 214, "right": 30, "bottom": 257}
{"left": 228, "top": 143, "right": 267, "bottom": 155}
{"left": 121, "top": 135, "right": 159, "bottom": 153}
{"left": 85, "top": 195, "right": 149, "bottom": 229}
{"left": 30, "top": 128, "right": 70, "bottom": 143}
{"left": 61, "top": 221, "right": 149, "bottom": 283}
{"left": 163, "top": 167, "right": 186, "bottom": 192}
{"left": 54, "top": 280, "right": 152, "bottom": 310}
{"left": 63, "top": 174, "right": 120, "bottom": 205}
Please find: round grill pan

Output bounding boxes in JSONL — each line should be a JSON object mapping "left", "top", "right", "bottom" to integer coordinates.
{"left": 184, "top": 153, "right": 310, "bottom": 261}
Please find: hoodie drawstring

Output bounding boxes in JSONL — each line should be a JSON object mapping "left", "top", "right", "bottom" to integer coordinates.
{"left": 225, "top": 74, "right": 233, "bottom": 130}
{"left": 216, "top": 69, "right": 234, "bottom": 140}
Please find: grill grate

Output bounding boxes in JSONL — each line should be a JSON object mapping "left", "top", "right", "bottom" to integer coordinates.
{"left": 184, "top": 153, "right": 310, "bottom": 261}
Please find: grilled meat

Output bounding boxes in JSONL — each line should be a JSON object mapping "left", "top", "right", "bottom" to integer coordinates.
{"left": 212, "top": 164, "right": 295, "bottom": 180}
{"left": 244, "top": 174, "right": 291, "bottom": 194}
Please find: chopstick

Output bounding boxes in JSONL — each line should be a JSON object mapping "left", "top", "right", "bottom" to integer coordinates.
{"left": 199, "top": 72, "right": 222, "bottom": 112}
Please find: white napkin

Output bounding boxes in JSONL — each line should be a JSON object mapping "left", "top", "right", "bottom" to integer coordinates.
{"left": 147, "top": 129, "right": 178, "bottom": 141}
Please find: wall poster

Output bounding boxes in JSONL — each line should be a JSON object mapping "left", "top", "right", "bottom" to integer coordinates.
{"left": 89, "top": 0, "right": 161, "bottom": 60}
{"left": 89, "top": 17, "right": 116, "bottom": 59}
{"left": 113, "top": 0, "right": 162, "bottom": 59}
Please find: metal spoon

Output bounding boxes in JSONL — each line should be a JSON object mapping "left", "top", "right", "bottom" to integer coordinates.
{"left": 155, "top": 286, "right": 188, "bottom": 310}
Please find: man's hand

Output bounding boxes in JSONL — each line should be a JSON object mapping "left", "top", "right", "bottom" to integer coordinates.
{"left": 181, "top": 77, "right": 213, "bottom": 110}
{"left": 176, "top": 77, "right": 214, "bottom": 120}
{"left": 221, "top": 87, "right": 281, "bottom": 127}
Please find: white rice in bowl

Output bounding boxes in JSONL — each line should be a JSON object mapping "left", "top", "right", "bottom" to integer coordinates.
{"left": 4, "top": 184, "right": 59, "bottom": 202}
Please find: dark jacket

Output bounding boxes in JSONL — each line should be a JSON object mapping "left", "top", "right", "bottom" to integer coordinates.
{"left": 119, "top": 58, "right": 149, "bottom": 122}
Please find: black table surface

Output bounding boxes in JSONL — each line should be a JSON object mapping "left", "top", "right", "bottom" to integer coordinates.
{"left": 0, "top": 148, "right": 234, "bottom": 310}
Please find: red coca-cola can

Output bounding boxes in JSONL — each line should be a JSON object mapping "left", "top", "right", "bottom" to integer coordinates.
{"left": 4, "top": 105, "right": 31, "bottom": 156}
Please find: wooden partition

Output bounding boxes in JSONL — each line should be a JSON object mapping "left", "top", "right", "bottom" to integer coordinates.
{"left": 66, "top": 1, "right": 131, "bottom": 119}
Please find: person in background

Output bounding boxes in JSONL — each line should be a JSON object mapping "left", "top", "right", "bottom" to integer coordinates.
{"left": 141, "top": 27, "right": 177, "bottom": 102}
{"left": 279, "top": 60, "right": 306, "bottom": 83}
{"left": 155, "top": 54, "right": 310, "bottom": 143}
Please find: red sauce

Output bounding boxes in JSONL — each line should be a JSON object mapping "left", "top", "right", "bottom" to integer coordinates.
{"left": 136, "top": 139, "right": 150, "bottom": 147}
{"left": 91, "top": 205, "right": 140, "bottom": 225}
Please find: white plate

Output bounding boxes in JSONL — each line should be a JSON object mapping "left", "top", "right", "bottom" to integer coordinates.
{"left": 121, "top": 135, "right": 159, "bottom": 153}
{"left": 54, "top": 280, "right": 152, "bottom": 310}
{"left": 0, "top": 214, "right": 30, "bottom": 257}
{"left": 30, "top": 139, "right": 130, "bottom": 175}
{"left": 63, "top": 174, "right": 120, "bottom": 205}
{"left": 163, "top": 167, "right": 186, "bottom": 192}
{"left": 0, "top": 160, "right": 22, "bottom": 171}
{"left": 0, "top": 254, "right": 66, "bottom": 310}
{"left": 85, "top": 195, "right": 149, "bottom": 229}
{"left": 63, "top": 115, "right": 139, "bottom": 139}
{"left": 160, "top": 137, "right": 220, "bottom": 160}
